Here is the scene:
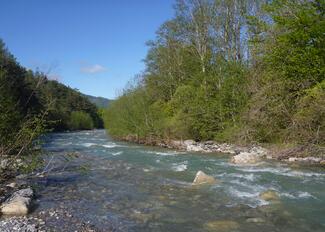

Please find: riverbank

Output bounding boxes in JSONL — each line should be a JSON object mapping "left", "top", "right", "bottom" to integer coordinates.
{"left": 0, "top": 207, "right": 99, "bottom": 232}
{"left": 0, "top": 175, "right": 39, "bottom": 231}
{"left": 117, "top": 135, "right": 325, "bottom": 167}
{"left": 0, "top": 157, "right": 99, "bottom": 231}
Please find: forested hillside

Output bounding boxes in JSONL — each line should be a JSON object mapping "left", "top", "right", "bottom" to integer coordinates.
{"left": 105, "top": 0, "right": 324, "bottom": 146}
{"left": 0, "top": 39, "right": 103, "bottom": 159}
{"left": 84, "top": 94, "right": 112, "bottom": 108}
{"left": 29, "top": 78, "right": 104, "bottom": 131}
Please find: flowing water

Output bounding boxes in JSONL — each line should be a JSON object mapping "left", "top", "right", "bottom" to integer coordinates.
{"left": 33, "top": 130, "right": 325, "bottom": 231}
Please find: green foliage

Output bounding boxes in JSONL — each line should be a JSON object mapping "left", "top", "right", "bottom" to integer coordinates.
{"left": 27, "top": 76, "right": 104, "bottom": 131}
{"left": 0, "top": 38, "right": 103, "bottom": 177}
{"left": 105, "top": 86, "right": 152, "bottom": 138}
{"left": 266, "top": 0, "right": 324, "bottom": 84}
{"left": 69, "top": 111, "right": 94, "bottom": 130}
{"left": 293, "top": 80, "right": 325, "bottom": 144}
{"left": 248, "top": 0, "right": 325, "bottom": 144}
{"left": 105, "top": 0, "right": 250, "bottom": 142}
{"left": 105, "top": 0, "right": 324, "bottom": 147}
{"left": 0, "top": 40, "right": 44, "bottom": 154}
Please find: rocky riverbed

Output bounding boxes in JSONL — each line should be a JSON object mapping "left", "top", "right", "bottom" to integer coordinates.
{"left": 125, "top": 136, "right": 325, "bottom": 166}
{"left": 0, "top": 207, "right": 99, "bottom": 232}
{"left": 0, "top": 177, "right": 100, "bottom": 231}
{"left": 1, "top": 130, "right": 324, "bottom": 231}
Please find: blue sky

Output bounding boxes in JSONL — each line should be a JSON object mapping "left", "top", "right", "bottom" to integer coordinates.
{"left": 0, "top": 0, "right": 174, "bottom": 99}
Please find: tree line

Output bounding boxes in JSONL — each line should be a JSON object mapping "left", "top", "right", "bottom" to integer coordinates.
{"left": 0, "top": 39, "right": 103, "bottom": 164}
{"left": 105, "top": 0, "right": 324, "bottom": 146}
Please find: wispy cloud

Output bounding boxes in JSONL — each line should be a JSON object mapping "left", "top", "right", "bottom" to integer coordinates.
{"left": 80, "top": 64, "right": 107, "bottom": 74}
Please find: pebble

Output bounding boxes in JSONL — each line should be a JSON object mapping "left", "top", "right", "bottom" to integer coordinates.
{"left": 6, "top": 182, "right": 17, "bottom": 188}
{"left": 0, "top": 217, "right": 38, "bottom": 232}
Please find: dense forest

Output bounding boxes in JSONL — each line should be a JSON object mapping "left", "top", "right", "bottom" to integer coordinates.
{"left": 105, "top": 0, "right": 324, "bottom": 147}
{"left": 0, "top": 39, "right": 103, "bottom": 161}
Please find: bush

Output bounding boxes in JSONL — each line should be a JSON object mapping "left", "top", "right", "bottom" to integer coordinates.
{"left": 293, "top": 80, "right": 325, "bottom": 144}
{"left": 247, "top": 0, "right": 325, "bottom": 144}
{"left": 69, "top": 111, "right": 94, "bottom": 130}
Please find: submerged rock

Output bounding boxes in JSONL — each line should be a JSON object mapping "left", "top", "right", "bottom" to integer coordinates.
{"left": 259, "top": 190, "right": 280, "bottom": 201}
{"left": 246, "top": 217, "right": 265, "bottom": 223}
{"left": 1, "top": 188, "right": 34, "bottom": 216}
{"left": 192, "top": 171, "right": 216, "bottom": 185}
{"left": 130, "top": 211, "right": 153, "bottom": 224}
{"left": 204, "top": 220, "right": 239, "bottom": 232}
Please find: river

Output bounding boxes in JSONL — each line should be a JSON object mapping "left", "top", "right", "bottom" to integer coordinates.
{"left": 31, "top": 129, "right": 325, "bottom": 231}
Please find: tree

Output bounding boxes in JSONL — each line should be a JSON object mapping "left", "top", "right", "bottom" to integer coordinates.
{"left": 105, "top": 0, "right": 323, "bottom": 147}
{"left": 247, "top": 0, "right": 325, "bottom": 144}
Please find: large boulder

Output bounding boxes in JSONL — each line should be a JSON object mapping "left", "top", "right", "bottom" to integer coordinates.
{"left": 231, "top": 152, "right": 261, "bottom": 164}
{"left": 231, "top": 146, "right": 267, "bottom": 165}
{"left": 192, "top": 171, "right": 216, "bottom": 185}
{"left": 1, "top": 188, "right": 34, "bottom": 216}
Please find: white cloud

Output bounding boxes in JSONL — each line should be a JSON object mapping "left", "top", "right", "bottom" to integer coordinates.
{"left": 80, "top": 64, "right": 106, "bottom": 74}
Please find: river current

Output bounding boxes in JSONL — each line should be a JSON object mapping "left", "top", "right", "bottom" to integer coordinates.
{"left": 33, "top": 129, "right": 325, "bottom": 231}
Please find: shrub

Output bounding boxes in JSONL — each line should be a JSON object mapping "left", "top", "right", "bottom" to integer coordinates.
{"left": 69, "top": 111, "right": 94, "bottom": 130}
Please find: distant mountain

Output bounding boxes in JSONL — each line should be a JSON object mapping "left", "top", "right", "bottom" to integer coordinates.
{"left": 84, "top": 94, "right": 112, "bottom": 108}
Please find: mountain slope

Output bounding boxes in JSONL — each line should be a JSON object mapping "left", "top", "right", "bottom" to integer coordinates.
{"left": 84, "top": 94, "right": 112, "bottom": 108}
